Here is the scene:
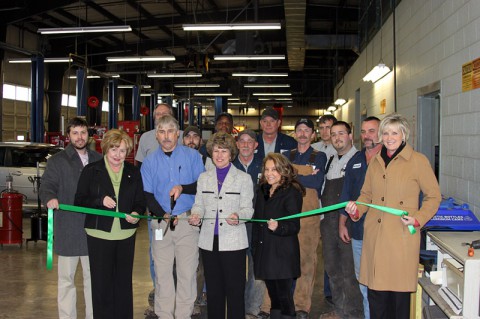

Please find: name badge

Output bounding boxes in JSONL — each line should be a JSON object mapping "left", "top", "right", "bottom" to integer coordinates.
{"left": 155, "top": 228, "right": 163, "bottom": 241}
{"left": 353, "top": 163, "right": 362, "bottom": 169}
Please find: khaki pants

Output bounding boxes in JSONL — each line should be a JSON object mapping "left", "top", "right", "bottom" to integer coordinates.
{"left": 151, "top": 216, "right": 200, "bottom": 319}
{"left": 57, "top": 255, "right": 93, "bottom": 319}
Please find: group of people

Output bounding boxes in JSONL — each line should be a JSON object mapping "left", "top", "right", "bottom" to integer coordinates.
{"left": 40, "top": 103, "right": 441, "bottom": 319}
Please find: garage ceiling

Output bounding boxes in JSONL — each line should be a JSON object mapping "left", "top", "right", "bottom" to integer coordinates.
{"left": 0, "top": 0, "right": 362, "bottom": 109}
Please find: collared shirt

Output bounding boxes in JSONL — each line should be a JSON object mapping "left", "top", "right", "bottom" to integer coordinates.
{"left": 311, "top": 140, "right": 337, "bottom": 160}
{"left": 141, "top": 145, "right": 204, "bottom": 215}
{"left": 283, "top": 146, "right": 327, "bottom": 197}
{"left": 233, "top": 155, "right": 263, "bottom": 186}
{"left": 263, "top": 136, "right": 277, "bottom": 155}
{"left": 326, "top": 146, "right": 358, "bottom": 180}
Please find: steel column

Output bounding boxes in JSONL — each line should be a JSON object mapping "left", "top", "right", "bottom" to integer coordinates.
{"left": 108, "top": 79, "right": 118, "bottom": 129}
{"left": 30, "top": 56, "right": 44, "bottom": 142}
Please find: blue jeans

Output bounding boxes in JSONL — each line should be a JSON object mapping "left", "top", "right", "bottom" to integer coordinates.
{"left": 148, "top": 219, "right": 155, "bottom": 286}
{"left": 352, "top": 239, "right": 369, "bottom": 319}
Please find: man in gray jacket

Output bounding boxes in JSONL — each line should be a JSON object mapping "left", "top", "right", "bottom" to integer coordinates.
{"left": 40, "top": 117, "right": 102, "bottom": 319}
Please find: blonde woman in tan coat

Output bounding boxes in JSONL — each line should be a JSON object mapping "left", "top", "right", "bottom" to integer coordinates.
{"left": 345, "top": 113, "right": 441, "bottom": 319}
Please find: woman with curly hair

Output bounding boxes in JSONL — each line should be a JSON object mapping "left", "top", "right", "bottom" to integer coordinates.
{"left": 252, "top": 153, "right": 305, "bottom": 319}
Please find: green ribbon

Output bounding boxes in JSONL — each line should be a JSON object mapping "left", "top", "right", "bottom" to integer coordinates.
{"left": 47, "top": 208, "right": 53, "bottom": 270}
{"left": 45, "top": 201, "right": 416, "bottom": 270}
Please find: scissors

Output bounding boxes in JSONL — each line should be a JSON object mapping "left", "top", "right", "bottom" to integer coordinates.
{"left": 163, "top": 195, "right": 176, "bottom": 236}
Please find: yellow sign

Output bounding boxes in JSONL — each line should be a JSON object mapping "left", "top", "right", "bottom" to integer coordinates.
{"left": 462, "top": 58, "right": 480, "bottom": 92}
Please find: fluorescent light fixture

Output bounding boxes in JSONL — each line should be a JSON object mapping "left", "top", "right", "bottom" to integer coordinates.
{"left": 334, "top": 98, "right": 347, "bottom": 106}
{"left": 117, "top": 85, "right": 151, "bottom": 89}
{"left": 287, "top": 105, "right": 293, "bottom": 108}
{"left": 194, "top": 93, "right": 232, "bottom": 97}
{"left": 38, "top": 25, "right": 132, "bottom": 34}
{"left": 140, "top": 93, "right": 152, "bottom": 97}
{"left": 258, "top": 98, "right": 292, "bottom": 101}
{"left": 107, "top": 74, "right": 120, "bottom": 78}
{"left": 157, "top": 93, "right": 176, "bottom": 96}
{"left": 232, "top": 72, "right": 288, "bottom": 77}
{"left": 327, "top": 106, "right": 337, "bottom": 112}
{"left": 174, "top": 84, "right": 219, "bottom": 88}
{"left": 229, "top": 102, "right": 247, "bottom": 105}
{"left": 183, "top": 23, "right": 281, "bottom": 31}
{"left": 147, "top": 73, "right": 202, "bottom": 78}
{"left": 68, "top": 75, "right": 101, "bottom": 79}
{"left": 228, "top": 98, "right": 239, "bottom": 101}
{"left": 9, "top": 57, "right": 73, "bottom": 63}
{"left": 107, "top": 56, "right": 175, "bottom": 62}
{"left": 252, "top": 93, "right": 291, "bottom": 96}
{"left": 244, "top": 84, "right": 290, "bottom": 88}
{"left": 214, "top": 55, "right": 285, "bottom": 61}
{"left": 363, "top": 63, "right": 391, "bottom": 82}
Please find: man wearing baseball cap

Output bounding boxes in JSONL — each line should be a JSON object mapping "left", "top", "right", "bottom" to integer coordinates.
{"left": 283, "top": 118, "right": 327, "bottom": 319}
{"left": 256, "top": 108, "right": 296, "bottom": 159}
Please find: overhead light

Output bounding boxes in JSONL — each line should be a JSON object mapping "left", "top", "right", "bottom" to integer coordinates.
{"left": 258, "top": 98, "right": 292, "bottom": 101}
{"left": 334, "top": 98, "right": 347, "bottom": 106}
{"left": 194, "top": 93, "right": 232, "bottom": 97}
{"left": 232, "top": 73, "right": 288, "bottom": 77}
{"left": 68, "top": 75, "right": 101, "bottom": 79}
{"left": 174, "top": 84, "right": 219, "bottom": 88}
{"left": 107, "top": 73, "right": 121, "bottom": 78}
{"left": 118, "top": 85, "right": 151, "bottom": 89}
{"left": 363, "top": 63, "right": 391, "bottom": 82}
{"left": 324, "top": 111, "right": 333, "bottom": 115}
{"left": 9, "top": 57, "right": 73, "bottom": 63}
{"left": 252, "top": 93, "right": 291, "bottom": 96}
{"left": 214, "top": 55, "right": 285, "bottom": 61}
{"left": 38, "top": 25, "right": 132, "bottom": 34}
{"left": 228, "top": 98, "right": 239, "bottom": 101}
{"left": 147, "top": 73, "right": 202, "bottom": 78}
{"left": 287, "top": 105, "right": 293, "bottom": 108}
{"left": 183, "top": 23, "right": 281, "bottom": 31}
{"left": 157, "top": 93, "right": 176, "bottom": 96}
{"left": 327, "top": 106, "right": 337, "bottom": 112}
{"left": 107, "top": 56, "right": 175, "bottom": 62}
{"left": 229, "top": 102, "right": 247, "bottom": 105}
{"left": 140, "top": 93, "right": 152, "bottom": 97}
{"left": 244, "top": 84, "right": 290, "bottom": 88}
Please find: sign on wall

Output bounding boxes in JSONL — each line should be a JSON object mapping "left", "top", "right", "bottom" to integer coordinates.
{"left": 462, "top": 58, "right": 480, "bottom": 92}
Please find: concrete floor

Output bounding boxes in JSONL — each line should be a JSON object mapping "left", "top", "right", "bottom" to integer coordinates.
{"left": 0, "top": 217, "right": 333, "bottom": 319}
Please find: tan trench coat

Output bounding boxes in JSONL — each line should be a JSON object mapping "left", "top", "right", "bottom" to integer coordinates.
{"left": 355, "top": 144, "right": 441, "bottom": 292}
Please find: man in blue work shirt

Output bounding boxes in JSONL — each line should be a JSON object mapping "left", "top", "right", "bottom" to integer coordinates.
{"left": 141, "top": 115, "right": 205, "bottom": 319}
{"left": 232, "top": 129, "right": 265, "bottom": 318}
{"left": 338, "top": 116, "right": 381, "bottom": 319}
{"left": 283, "top": 118, "right": 327, "bottom": 319}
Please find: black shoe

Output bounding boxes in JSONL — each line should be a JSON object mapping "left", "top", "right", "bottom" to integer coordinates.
{"left": 325, "top": 296, "right": 334, "bottom": 305}
{"left": 257, "top": 311, "right": 270, "bottom": 319}
{"left": 296, "top": 310, "right": 309, "bottom": 319}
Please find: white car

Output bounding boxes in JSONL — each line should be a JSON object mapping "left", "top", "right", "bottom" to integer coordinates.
{"left": 0, "top": 142, "right": 62, "bottom": 213}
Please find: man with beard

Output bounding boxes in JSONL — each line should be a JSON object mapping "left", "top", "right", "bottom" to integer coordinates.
{"left": 338, "top": 117, "right": 381, "bottom": 319}
{"left": 319, "top": 121, "right": 363, "bottom": 319}
{"left": 282, "top": 119, "right": 326, "bottom": 319}
{"left": 40, "top": 117, "right": 102, "bottom": 319}
{"left": 232, "top": 129, "right": 265, "bottom": 318}
{"left": 136, "top": 103, "right": 183, "bottom": 168}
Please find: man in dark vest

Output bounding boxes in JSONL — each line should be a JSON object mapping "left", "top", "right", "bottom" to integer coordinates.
{"left": 319, "top": 121, "right": 363, "bottom": 319}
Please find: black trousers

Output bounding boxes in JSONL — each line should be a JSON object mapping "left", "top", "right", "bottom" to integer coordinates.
{"left": 87, "top": 234, "right": 136, "bottom": 319}
{"left": 368, "top": 289, "right": 411, "bottom": 319}
{"left": 201, "top": 236, "right": 246, "bottom": 319}
{"left": 265, "top": 278, "right": 296, "bottom": 316}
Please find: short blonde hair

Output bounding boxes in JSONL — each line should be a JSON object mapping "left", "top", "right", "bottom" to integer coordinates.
{"left": 156, "top": 115, "right": 179, "bottom": 131}
{"left": 379, "top": 113, "right": 410, "bottom": 142}
{"left": 101, "top": 129, "right": 133, "bottom": 155}
{"left": 206, "top": 132, "right": 238, "bottom": 161}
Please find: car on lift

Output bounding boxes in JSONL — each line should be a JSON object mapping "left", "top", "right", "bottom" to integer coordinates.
{"left": 0, "top": 142, "right": 63, "bottom": 213}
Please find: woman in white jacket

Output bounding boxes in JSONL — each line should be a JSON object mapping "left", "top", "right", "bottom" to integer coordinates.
{"left": 189, "top": 132, "right": 254, "bottom": 319}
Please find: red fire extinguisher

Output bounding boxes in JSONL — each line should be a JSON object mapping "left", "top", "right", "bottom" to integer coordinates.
{"left": 0, "top": 174, "right": 24, "bottom": 246}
